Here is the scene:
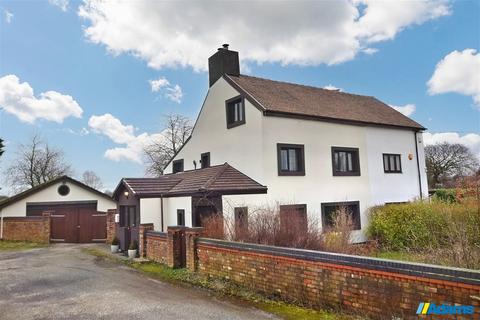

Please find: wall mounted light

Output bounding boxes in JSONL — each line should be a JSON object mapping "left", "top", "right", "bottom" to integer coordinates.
{"left": 124, "top": 191, "right": 129, "bottom": 198}
{"left": 408, "top": 153, "right": 414, "bottom": 160}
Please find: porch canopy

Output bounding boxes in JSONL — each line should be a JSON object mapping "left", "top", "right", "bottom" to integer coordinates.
{"left": 113, "top": 163, "right": 267, "bottom": 199}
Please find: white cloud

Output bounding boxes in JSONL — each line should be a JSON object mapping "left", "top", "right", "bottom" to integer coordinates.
{"left": 148, "top": 77, "right": 183, "bottom": 103}
{"left": 4, "top": 9, "right": 13, "bottom": 23}
{"left": 390, "top": 103, "right": 416, "bottom": 116}
{"left": 0, "top": 74, "right": 83, "bottom": 123}
{"left": 354, "top": 0, "right": 450, "bottom": 43}
{"left": 88, "top": 113, "right": 162, "bottom": 163}
{"left": 423, "top": 132, "right": 480, "bottom": 158}
{"left": 324, "top": 84, "right": 343, "bottom": 91}
{"left": 48, "top": 0, "right": 69, "bottom": 12}
{"left": 149, "top": 77, "right": 170, "bottom": 92}
{"left": 78, "top": 0, "right": 450, "bottom": 71}
{"left": 165, "top": 85, "right": 183, "bottom": 104}
{"left": 427, "top": 49, "right": 480, "bottom": 106}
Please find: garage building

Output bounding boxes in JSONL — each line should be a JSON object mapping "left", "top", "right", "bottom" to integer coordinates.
{"left": 0, "top": 176, "right": 116, "bottom": 243}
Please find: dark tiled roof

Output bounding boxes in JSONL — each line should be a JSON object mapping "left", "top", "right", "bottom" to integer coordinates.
{"left": 225, "top": 74, "right": 425, "bottom": 130}
{"left": 116, "top": 163, "right": 267, "bottom": 199}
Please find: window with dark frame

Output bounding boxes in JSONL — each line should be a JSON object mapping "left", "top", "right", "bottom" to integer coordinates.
{"left": 201, "top": 152, "right": 210, "bottom": 169}
{"left": 119, "top": 205, "right": 139, "bottom": 228}
{"left": 321, "top": 201, "right": 361, "bottom": 231}
{"left": 234, "top": 207, "right": 248, "bottom": 240}
{"left": 332, "top": 147, "right": 360, "bottom": 176}
{"left": 225, "top": 96, "right": 245, "bottom": 128}
{"left": 177, "top": 209, "right": 185, "bottom": 226}
{"left": 383, "top": 153, "right": 402, "bottom": 173}
{"left": 279, "top": 204, "right": 308, "bottom": 233}
{"left": 172, "top": 159, "right": 184, "bottom": 173}
{"left": 277, "top": 143, "right": 305, "bottom": 176}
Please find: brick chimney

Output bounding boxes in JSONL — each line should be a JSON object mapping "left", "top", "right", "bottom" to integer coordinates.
{"left": 208, "top": 44, "right": 240, "bottom": 87}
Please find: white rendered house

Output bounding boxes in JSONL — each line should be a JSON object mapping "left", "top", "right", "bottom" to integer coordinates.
{"left": 114, "top": 45, "right": 428, "bottom": 243}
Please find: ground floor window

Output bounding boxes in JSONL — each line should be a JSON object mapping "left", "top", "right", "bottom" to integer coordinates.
{"left": 177, "top": 209, "right": 185, "bottom": 226}
{"left": 119, "top": 206, "right": 139, "bottom": 227}
{"left": 234, "top": 207, "right": 248, "bottom": 240}
{"left": 279, "top": 204, "right": 307, "bottom": 233}
{"left": 321, "top": 201, "right": 361, "bottom": 230}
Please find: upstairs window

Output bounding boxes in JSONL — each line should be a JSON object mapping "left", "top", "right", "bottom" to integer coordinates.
{"left": 383, "top": 154, "right": 402, "bottom": 173}
{"left": 332, "top": 147, "right": 360, "bottom": 176}
{"left": 177, "top": 209, "right": 185, "bottom": 226}
{"left": 201, "top": 152, "right": 210, "bottom": 169}
{"left": 321, "top": 201, "right": 361, "bottom": 231}
{"left": 225, "top": 96, "right": 245, "bottom": 128}
{"left": 172, "top": 159, "right": 184, "bottom": 173}
{"left": 277, "top": 143, "right": 305, "bottom": 176}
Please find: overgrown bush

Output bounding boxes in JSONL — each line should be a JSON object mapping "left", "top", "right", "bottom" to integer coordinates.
{"left": 368, "top": 200, "right": 480, "bottom": 268}
{"left": 432, "top": 189, "right": 457, "bottom": 203}
{"left": 201, "top": 203, "right": 360, "bottom": 253}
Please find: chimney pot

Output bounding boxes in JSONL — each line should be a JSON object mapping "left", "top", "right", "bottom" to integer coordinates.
{"left": 222, "top": 44, "right": 229, "bottom": 50}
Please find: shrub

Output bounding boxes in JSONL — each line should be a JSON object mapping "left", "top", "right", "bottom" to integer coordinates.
{"left": 367, "top": 200, "right": 480, "bottom": 267}
{"left": 432, "top": 189, "right": 457, "bottom": 203}
{"left": 129, "top": 240, "right": 138, "bottom": 251}
{"left": 111, "top": 236, "right": 119, "bottom": 246}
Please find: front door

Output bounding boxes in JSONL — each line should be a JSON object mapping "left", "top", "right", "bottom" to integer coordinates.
{"left": 118, "top": 206, "right": 139, "bottom": 251}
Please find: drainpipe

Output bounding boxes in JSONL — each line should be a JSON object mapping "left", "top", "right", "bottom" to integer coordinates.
{"left": 414, "top": 131, "right": 423, "bottom": 199}
{"left": 160, "top": 196, "right": 164, "bottom": 232}
{"left": 0, "top": 209, "right": 3, "bottom": 240}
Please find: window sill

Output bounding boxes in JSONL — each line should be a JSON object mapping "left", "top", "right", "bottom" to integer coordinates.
{"left": 278, "top": 171, "right": 305, "bottom": 176}
{"left": 332, "top": 171, "right": 361, "bottom": 176}
{"left": 227, "top": 120, "right": 246, "bottom": 129}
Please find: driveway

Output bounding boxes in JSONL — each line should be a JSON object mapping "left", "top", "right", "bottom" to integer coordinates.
{"left": 0, "top": 244, "right": 277, "bottom": 320}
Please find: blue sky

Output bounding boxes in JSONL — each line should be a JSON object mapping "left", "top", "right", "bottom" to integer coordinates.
{"left": 0, "top": 0, "right": 479, "bottom": 193}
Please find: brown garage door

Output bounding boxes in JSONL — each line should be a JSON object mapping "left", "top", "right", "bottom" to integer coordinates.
{"left": 27, "top": 202, "right": 106, "bottom": 243}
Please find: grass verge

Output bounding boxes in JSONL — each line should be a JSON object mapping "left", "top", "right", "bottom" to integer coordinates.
{"left": 0, "top": 240, "right": 47, "bottom": 251}
{"left": 83, "top": 247, "right": 360, "bottom": 320}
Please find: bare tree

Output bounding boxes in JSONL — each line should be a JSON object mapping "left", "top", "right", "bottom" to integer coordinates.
{"left": 425, "top": 142, "right": 479, "bottom": 188}
{"left": 0, "top": 138, "right": 4, "bottom": 159}
{"left": 4, "top": 135, "right": 73, "bottom": 192}
{"left": 144, "top": 114, "right": 193, "bottom": 175}
{"left": 81, "top": 170, "right": 103, "bottom": 190}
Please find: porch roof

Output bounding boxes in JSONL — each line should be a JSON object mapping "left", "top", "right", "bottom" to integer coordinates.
{"left": 113, "top": 163, "right": 267, "bottom": 199}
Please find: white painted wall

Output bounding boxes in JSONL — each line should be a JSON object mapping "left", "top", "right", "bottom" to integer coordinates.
{"left": 139, "top": 198, "right": 162, "bottom": 230}
{"left": 162, "top": 77, "right": 427, "bottom": 242}
{"left": 164, "top": 77, "right": 265, "bottom": 181}
{"left": 161, "top": 197, "right": 192, "bottom": 230}
{"left": 366, "top": 127, "right": 429, "bottom": 204}
{"left": 1, "top": 181, "right": 116, "bottom": 217}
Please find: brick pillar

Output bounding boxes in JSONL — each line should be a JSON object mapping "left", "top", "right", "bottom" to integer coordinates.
{"left": 42, "top": 211, "right": 52, "bottom": 244}
{"left": 185, "top": 227, "right": 203, "bottom": 272}
{"left": 167, "top": 226, "right": 186, "bottom": 268}
{"left": 106, "top": 209, "right": 117, "bottom": 244}
{"left": 138, "top": 223, "right": 154, "bottom": 258}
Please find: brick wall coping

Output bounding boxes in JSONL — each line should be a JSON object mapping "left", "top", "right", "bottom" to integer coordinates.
{"left": 3, "top": 216, "right": 45, "bottom": 221}
{"left": 197, "top": 238, "right": 480, "bottom": 286}
{"left": 146, "top": 231, "right": 167, "bottom": 238}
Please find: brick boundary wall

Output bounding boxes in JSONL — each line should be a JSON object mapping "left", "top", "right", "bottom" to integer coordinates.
{"left": 138, "top": 223, "right": 154, "bottom": 258}
{"left": 106, "top": 209, "right": 117, "bottom": 244}
{"left": 194, "top": 238, "right": 480, "bottom": 320}
{"left": 1, "top": 212, "right": 51, "bottom": 243}
{"left": 145, "top": 231, "right": 168, "bottom": 264}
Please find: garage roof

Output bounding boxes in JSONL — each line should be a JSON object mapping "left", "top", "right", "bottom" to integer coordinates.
{"left": 113, "top": 163, "right": 267, "bottom": 199}
{"left": 0, "top": 176, "right": 113, "bottom": 209}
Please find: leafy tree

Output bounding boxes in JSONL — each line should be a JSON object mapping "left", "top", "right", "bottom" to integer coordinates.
{"left": 144, "top": 114, "right": 193, "bottom": 175}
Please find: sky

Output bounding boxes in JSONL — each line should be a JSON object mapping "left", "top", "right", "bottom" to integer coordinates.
{"left": 0, "top": 0, "right": 479, "bottom": 194}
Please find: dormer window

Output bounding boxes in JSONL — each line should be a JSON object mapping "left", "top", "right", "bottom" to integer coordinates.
{"left": 225, "top": 96, "right": 245, "bottom": 128}
{"left": 172, "top": 159, "right": 184, "bottom": 173}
